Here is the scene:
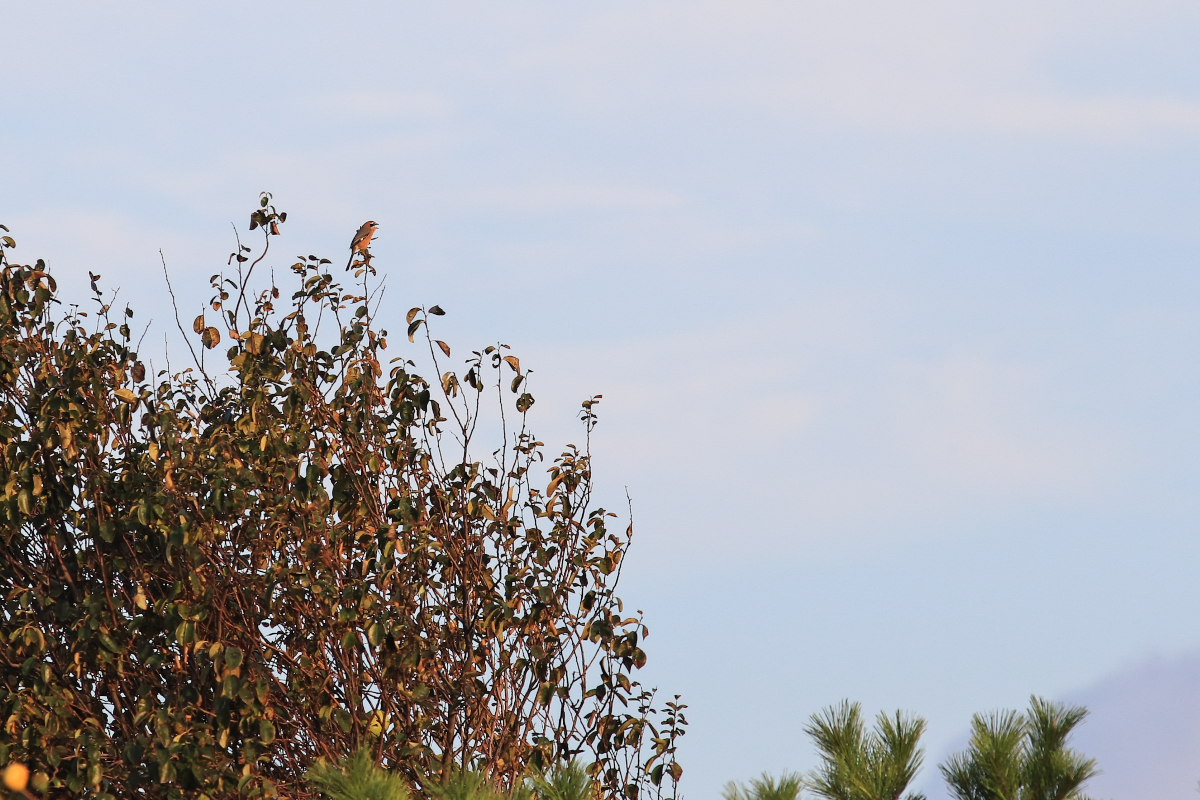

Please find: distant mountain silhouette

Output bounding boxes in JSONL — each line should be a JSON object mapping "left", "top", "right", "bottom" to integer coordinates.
{"left": 1063, "top": 649, "right": 1200, "bottom": 800}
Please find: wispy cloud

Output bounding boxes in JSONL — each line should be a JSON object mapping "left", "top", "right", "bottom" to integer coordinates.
{"left": 525, "top": 302, "right": 1121, "bottom": 561}
{"left": 502, "top": 1, "right": 1200, "bottom": 141}
{"left": 307, "top": 90, "right": 455, "bottom": 120}
{"left": 456, "top": 182, "right": 685, "bottom": 212}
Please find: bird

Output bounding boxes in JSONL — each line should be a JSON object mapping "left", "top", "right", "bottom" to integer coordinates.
{"left": 347, "top": 220, "right": 378, "bottom": 270}
{"left": 350, "top": 220, "right": 378, "bottom": 254}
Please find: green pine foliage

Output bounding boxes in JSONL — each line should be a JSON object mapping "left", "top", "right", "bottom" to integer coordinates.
{"left": 422, "top": 768, "right": 527, "bottom": 800}
{"left": 526, "top": 760, "right": 598, "bottom": 800}
{"left": 804, "top": 701, "right": 927, "bottom": 800}
{"left": 305, "top": 753, "right": 601, "bottom": 800}
{"left": 724, "top": 697, "right": 1103, "bottom": 800}
{"left": 940, "top": 697, "right": 1098, "bottom": 800}
{"left": 721, "top": 771, "right": 805, "bottom": 800}
{"left": 727, "top": 698, "right": 1101, "bottom": 800}
{"left": 307, "top": 750, "right": 412, "bottom": 800}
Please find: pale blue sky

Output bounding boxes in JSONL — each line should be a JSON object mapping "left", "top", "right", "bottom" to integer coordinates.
{"left": 7, "top": 3, "right": 1200, "bottom": 797}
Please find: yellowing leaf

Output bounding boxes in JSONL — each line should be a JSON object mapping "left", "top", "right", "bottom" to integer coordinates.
{"left": 368, "top": 710, "right": 389, "bottom": 736}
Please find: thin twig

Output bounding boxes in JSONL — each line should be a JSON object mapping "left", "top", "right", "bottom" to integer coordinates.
{"left": 159, "top": 250, "right": 215, "bottom": 396}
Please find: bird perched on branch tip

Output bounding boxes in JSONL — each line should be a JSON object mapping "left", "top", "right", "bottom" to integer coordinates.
{"left": 351, "top": 221, "right": 378, "bottom": 253}
{"left": 347, "top": 220, "right": 378, "bottom": 270}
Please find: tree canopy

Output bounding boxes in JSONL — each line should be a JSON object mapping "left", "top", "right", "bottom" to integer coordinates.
{"left": 0, "top": 197, "right": 685, "bottom": 800}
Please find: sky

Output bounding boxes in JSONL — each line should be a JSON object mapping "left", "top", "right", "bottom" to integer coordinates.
{"left": 6, "top": 2, "right": 1200, "bottom": 797}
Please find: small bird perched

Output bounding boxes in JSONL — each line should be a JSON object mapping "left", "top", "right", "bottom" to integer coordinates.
{"left": 347, "top": 220, "right": 378, "bottom": 269}
{"left": 351, "top": 220, "right": 378, "bottom": 253}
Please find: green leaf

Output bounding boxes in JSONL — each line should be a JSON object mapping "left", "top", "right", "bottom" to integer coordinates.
{"left": 16, "top": 489, "right": 33, "bottom": 516}
{"left": 98, "top": 631, "right": 122, "bottom": 654}
{"left": 175, "top": 620, "right": 195, "bottom": 646}
{"left": 259, "top": 719, "right": 276, "bottom": 745}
